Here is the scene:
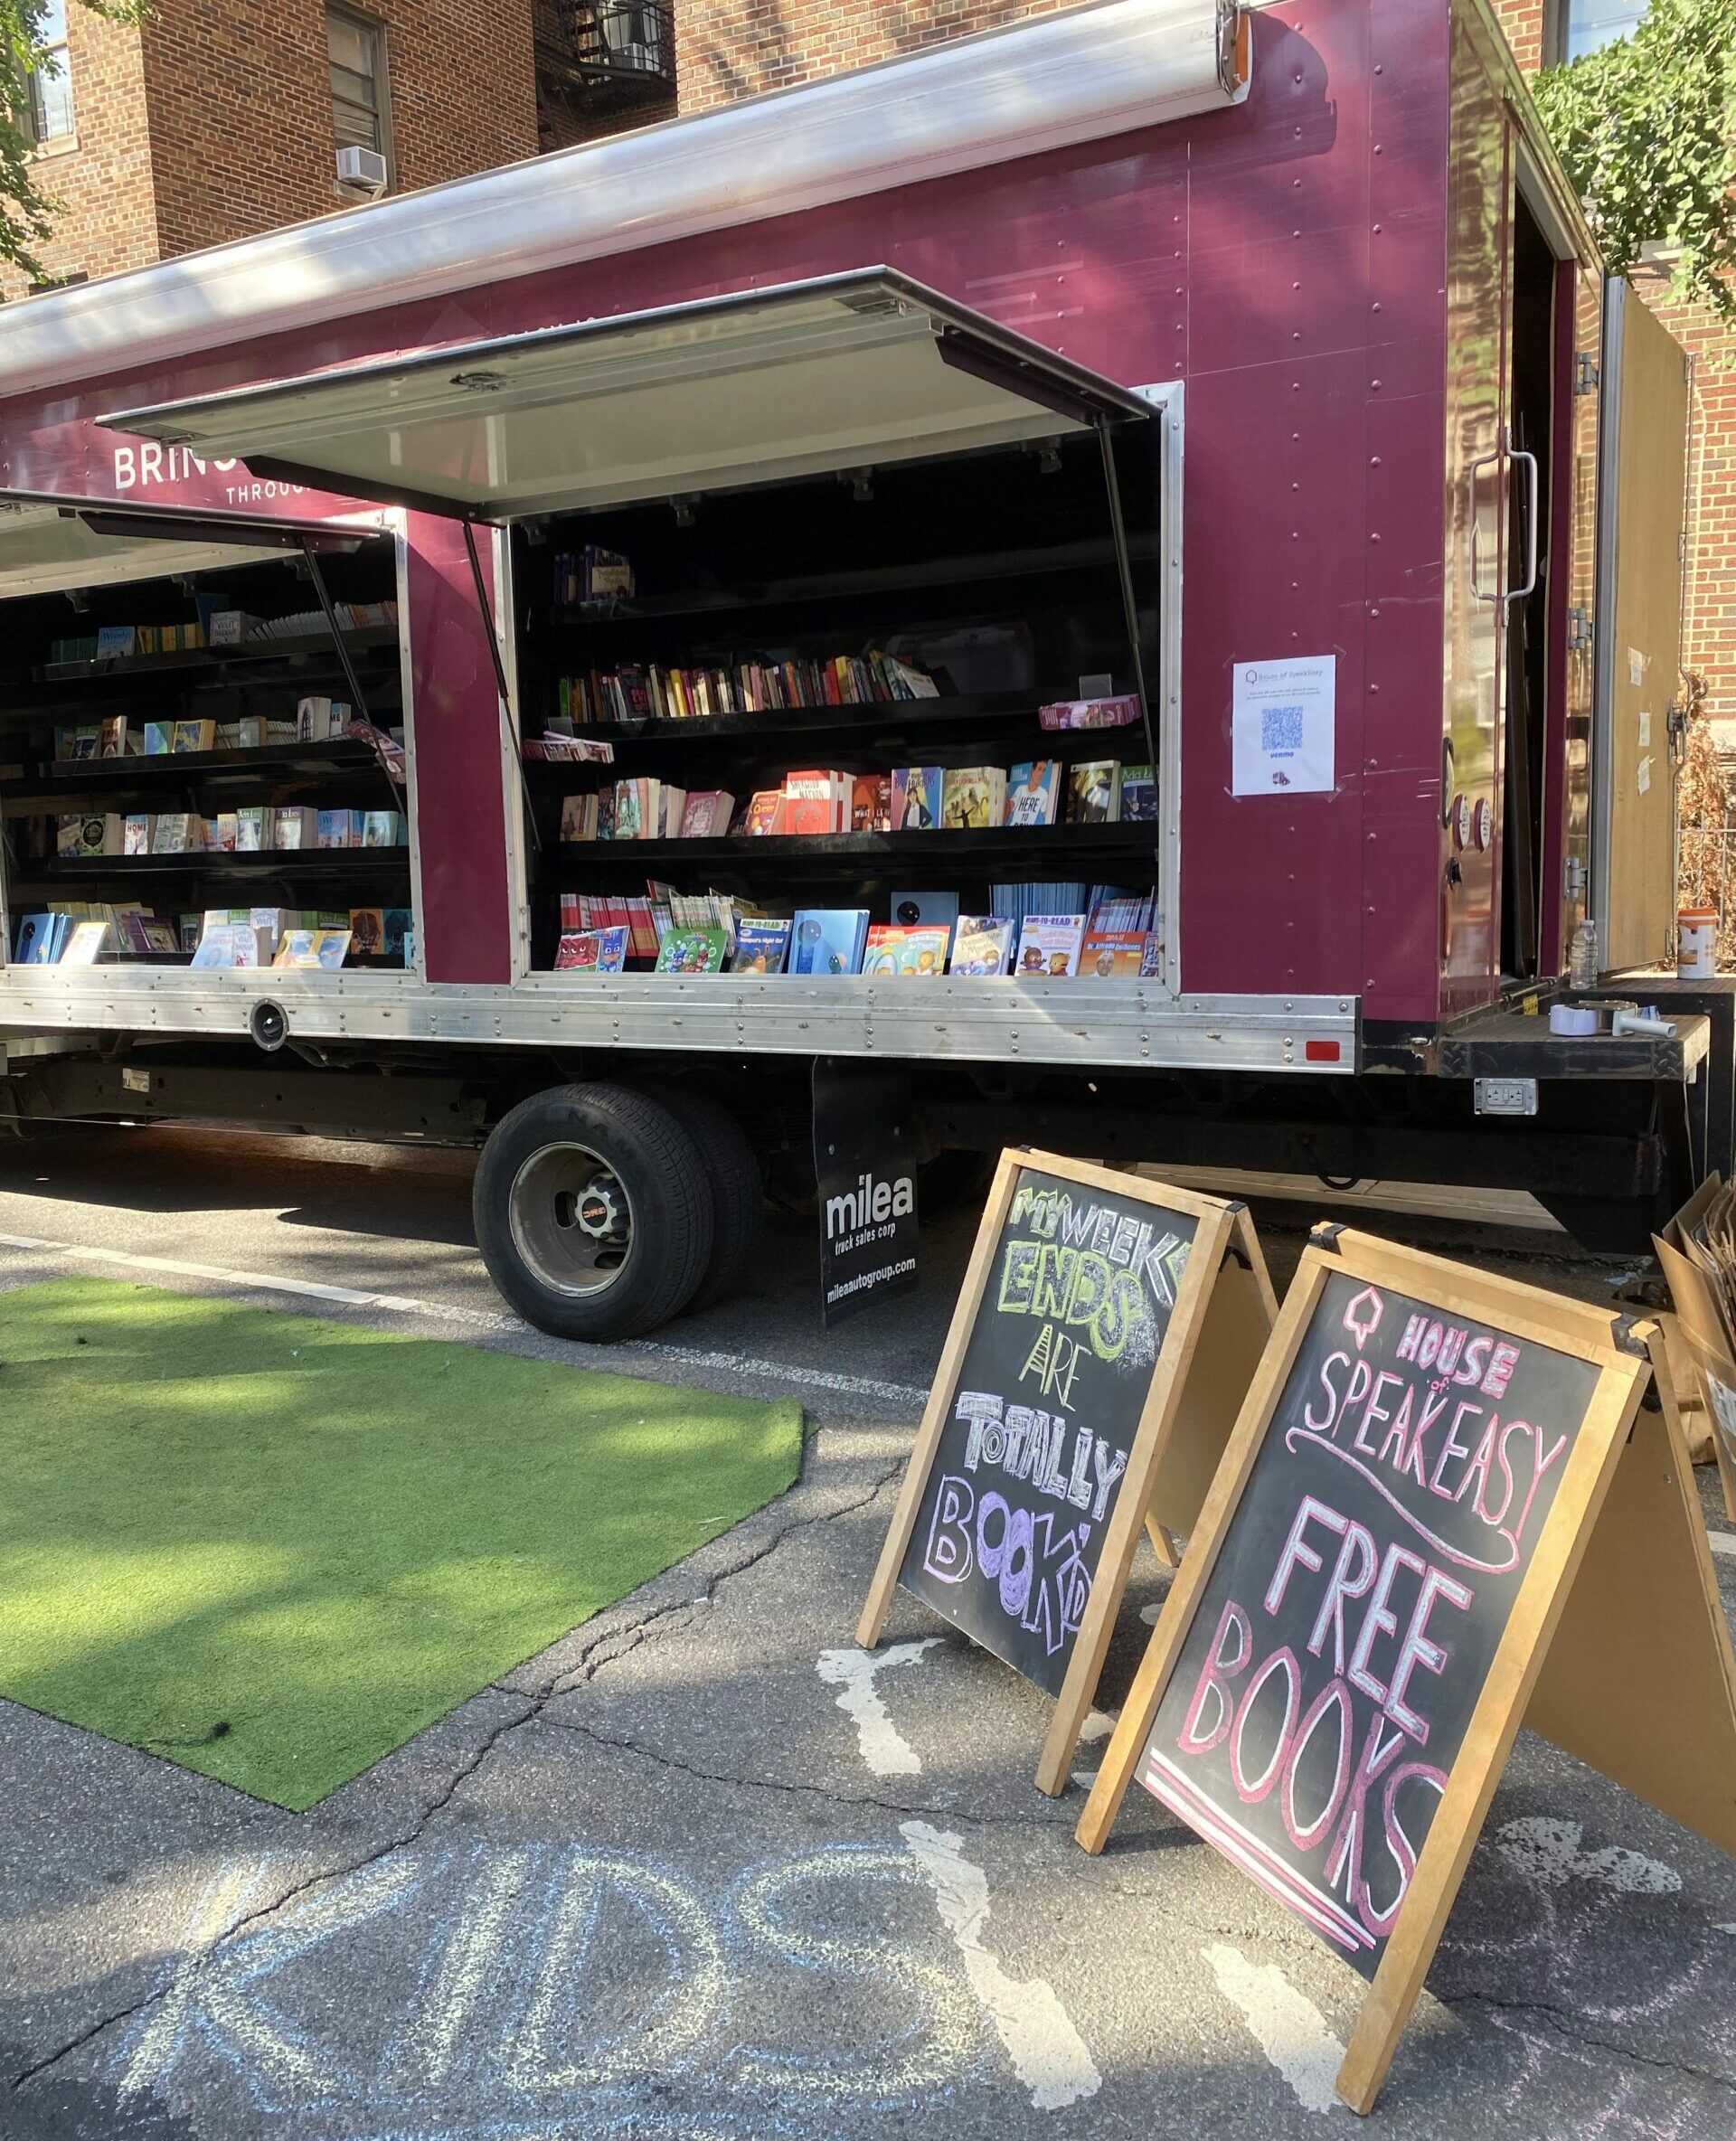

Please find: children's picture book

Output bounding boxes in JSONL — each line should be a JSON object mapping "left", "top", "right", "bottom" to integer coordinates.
{"left": 235, "top": 806, "right": 271, "bottom": 852}
{"left": 1118, "top": 763, "right": 1157, "bottom": 823}
{"left": 275, "top": 807, "right": 316, "bottom": 849}
{"left": 123, "top": 816, "right": 156, "bottom": 856}
{"left": 783, "top": 770, "right": 848, "bottom": 837}
{"left": 98, "top": 717, "right": 130, "bottom": 758}
{"left": 153, "top": 813, "right": 194, "bottom": 854}
{"left": 744, "top": 790, "right": 787, "bottom": 836}
{"left": 382, "top": 908, "right": 415, "bottom": 962}
{"left": 60, "top": 920, "right": 110, "bottom": 965}
{"left": 95, "top": 625, "right": 136, "bottom": 658}
{"left": 891, "top": 767, "right": 942, "bottom": 832}
{"left": 13, "top": 913, "right": 58, "bottom": 965}
{"left": 316, "top": 810, "right": 354, "bottom": 848}
{"left": 172, "top": 719, "right": 217, "bottom": 754}
{"left": 57, "top": 816, "right": 86, "bottom": 858}
{"left": 790, "top": 909, "right": 870, "bottom": 976}
{"left": 348, "top": 908, "right": 386, "bottom": 957}
{"left": 731, "top": 920, "right": 792, "bottom": 975}
{"left": 274, "top": 928, "right": 351, "bottom": 971}
{"left": 1078, "top": 927, "right": 1146, "bottom": 978}
{"left": 363, "top": 811, "right": 402, "bottom": 848}
{"left": 680, "top": 790, "right": 735, "bottom": 839}
{"left": 1005, "top": 760, "right": 1061, "bottom": 827}
{"left": 889, "top": 890, "right": 958, "bottom": 950}
{"left": 143, "top": 722, "right": 175, "bottom": 756}
{"left": 852, "top": 774, "right": 892, "bottom": 833}
{"left": 654, "top": 927, "right": 730, "bottom": 976}
{"left": 554, "top": 924, "right": 630, "bottom": 973}
{"left": 949, "top": 916, "right": 1014, "bottom": 976}
{"left": 213, "top": 814, "right": 240, "bottom": 853}
{"left": 1067, "top": 761, "right": 1120, "bottom": 824}
{"left": 1014, "top": 912, "right": 1087, "bottom": 977}
{"left": 862, "top": 925, "right": 951, "bottom": 977}
{"left": 940, "top": 767, "right": 1005, "bottom": 831}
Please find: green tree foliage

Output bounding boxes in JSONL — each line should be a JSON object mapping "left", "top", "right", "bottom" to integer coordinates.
{"left": 3, "top": 0, "right": 146, "bottom": 280}
{"left": 1534, "top": 0, "right": 1736, "bottom": 321}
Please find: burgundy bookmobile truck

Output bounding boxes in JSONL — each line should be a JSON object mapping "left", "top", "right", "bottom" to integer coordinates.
{"left": 0, "top": 0, "right": 1716, "bottom": 1338}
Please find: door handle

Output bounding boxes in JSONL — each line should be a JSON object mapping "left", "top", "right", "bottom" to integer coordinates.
{"left": 1505, "top": 428, "right": 1539, "bottom": 609}
{"left": 1468, "top": 444, "right": 1504, "bottom": 604}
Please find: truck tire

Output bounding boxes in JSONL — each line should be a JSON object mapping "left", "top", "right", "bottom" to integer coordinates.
{"left": 473, "top": 1083, "right": 714, "bottom": 1341}
{"left": 643, "top": 1085, "right": 766, "bottom": 1312}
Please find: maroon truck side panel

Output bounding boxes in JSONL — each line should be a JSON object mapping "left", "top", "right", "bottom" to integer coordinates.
{"left": 0, "top": 0, "right": 1471, "bottom": 1020}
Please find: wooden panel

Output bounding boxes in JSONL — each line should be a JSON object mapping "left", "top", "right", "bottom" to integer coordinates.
{"left": 1605, "top": 290, "right": 1690, "bottom": 970}
{"left": 1525, "top": 1378, "right": 1736, "bottom": 1855}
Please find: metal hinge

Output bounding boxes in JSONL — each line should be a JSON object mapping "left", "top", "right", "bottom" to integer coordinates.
{"left": 1568, "top": 606, "right": 1593, "bottom": 651}
{"left": 1575, "top": 351, "right": 1600, "bottom": 395}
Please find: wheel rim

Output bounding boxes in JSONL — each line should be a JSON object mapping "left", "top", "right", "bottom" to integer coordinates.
{"left": 507, "top": 1142, "right": 637, "bottom": 1297}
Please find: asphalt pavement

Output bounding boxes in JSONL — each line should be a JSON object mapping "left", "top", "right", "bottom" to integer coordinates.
{"left": 0, "top": 1124, "right": 1731, "bottom": 2141}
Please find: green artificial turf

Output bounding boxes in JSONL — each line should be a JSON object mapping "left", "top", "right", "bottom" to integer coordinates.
{"left": 0, "top": 1278, "right": 802, "bottom": 1809}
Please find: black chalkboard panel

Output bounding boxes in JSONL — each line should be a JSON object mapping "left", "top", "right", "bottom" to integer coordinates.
{"left": 897, "top": 1165, "right": 1200, "bottom": 1694}
{"left": 1135, "top": 1264, "right": 1599, "bottom": 1978}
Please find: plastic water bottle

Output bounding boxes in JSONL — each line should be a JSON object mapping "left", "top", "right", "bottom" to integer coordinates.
{"left": 1569, "top": 919, "right": 1598, "bottom": 990}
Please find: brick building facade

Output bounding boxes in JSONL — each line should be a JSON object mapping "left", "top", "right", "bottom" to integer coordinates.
{"left": 5, "top": 0, "right": 539, "bottom": 298}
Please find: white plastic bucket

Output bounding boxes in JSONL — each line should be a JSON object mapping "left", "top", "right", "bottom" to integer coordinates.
{"left": 1678, "top": 907, "right": 1718, "bottom": 979}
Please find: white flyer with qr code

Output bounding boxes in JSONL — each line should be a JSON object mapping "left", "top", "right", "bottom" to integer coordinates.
{"left": 1231, "top": 654, "right": 1335, "bottom": 796}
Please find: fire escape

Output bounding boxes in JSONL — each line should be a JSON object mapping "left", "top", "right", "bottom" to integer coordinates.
{"left": 536, "top": 0, "right": 677, "bottom": 147}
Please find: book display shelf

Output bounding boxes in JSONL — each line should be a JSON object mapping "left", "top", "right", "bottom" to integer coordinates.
{"left": 0, "top": 547, "right": 413, "bottom": 973}
{"left": 511, "top": 429, "right": 1164, "bottom": 981}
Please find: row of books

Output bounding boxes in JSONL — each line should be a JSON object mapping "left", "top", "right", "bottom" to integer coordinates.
{"left": 550, "top": 887, "right": 1161, "bottom": 978}
{"left": 55, "top": 806, "right": 405, "bottom": 857}
{"left": 553, "top": 545, "right": 635, "bottom": 608}
{"left": 558, "top": 648, "right": 939, "bottom": 726}
{"left": 552, "top": 905, "right": 1162, "bottom": 980}
{"left": 52, "top": 700, "right": 362, "bottom": 764}
{"left": 8, "top": 903, "right": 414, "bottom": 967}
{"left": 555, "top": 760, "right": 1155, "bottom": 844}
{"left": 44, "top": 601, "right": 395, "bottom": 669}
{"left": 193, "top": 904, "right": 413, "bottom": 968}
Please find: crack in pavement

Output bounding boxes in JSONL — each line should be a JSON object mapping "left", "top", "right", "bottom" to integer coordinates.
{"left": 539, "top": 1712, "right": 1072, "bottom": 1830}
{"left": 6, "top": 1439, "right": 911, "bottom": 2101}
{"left": 1444, "top": 1990, "right": 1736, "bottom": 2095}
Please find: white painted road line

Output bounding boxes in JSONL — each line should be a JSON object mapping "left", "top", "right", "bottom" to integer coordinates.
{"left": 901, "top": 1820, "right": 1101, "bottom": 2111}
{"left": 1202, "top": 1943, "right": 1344, "bottom": 2115}
{"left": 0, "top": 1233, "right": 929, "bottom": 1408}
{"left": 816, "top": 1640, "right": 943, "bottom": 1776}
{"left": 1495, "top": 1816, "right": 1681, "bottom": 1896}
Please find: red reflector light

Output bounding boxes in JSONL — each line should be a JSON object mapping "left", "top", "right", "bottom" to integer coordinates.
{"left": 1305, "top": 1040, "right": 1342, "bottom": 1062}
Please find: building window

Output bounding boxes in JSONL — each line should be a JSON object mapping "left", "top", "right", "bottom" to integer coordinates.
{"left": 1553, "top": 0, "right": 1649, "bottom": 61}
{"left": 26, "top": 0, "right": 75, "bottom": 144}
{"left": 327, "top": 5, "right": 393, "bottom": 184}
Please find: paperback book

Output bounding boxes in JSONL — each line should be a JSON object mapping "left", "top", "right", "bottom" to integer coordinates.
{"left": 949, "top": 916, "right": 1014, "bottom": 976}
{"left": 862, "top": 925, "right": 950, "bottom": 977}
{"left": 1067, "top": 762, "right": 1120, "bottom": 824}
{"left": 731, "top": 920, "right": 791, "bottom": 975}
{"left": 891, "top": 767, "right": 942, "bottom": 832}
{"left": 790, "top": 909, "right": 870, "bottom": 976}
{"left": 1005, "top": 760, "right": 1061, "bottom": 827}
{"left": 1014, "top": 912, "right": 1087, "bottom": 977}
{"left": 655, "top": 927, "right": 730, "bottom": 976}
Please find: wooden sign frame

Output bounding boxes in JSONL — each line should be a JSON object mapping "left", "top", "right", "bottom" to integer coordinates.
{"left": 857, "top": 1147, "right": 1276, "bottom": 1797}
{"left": 1073, "top": 1224, "right": 1730, "bottom": 2114}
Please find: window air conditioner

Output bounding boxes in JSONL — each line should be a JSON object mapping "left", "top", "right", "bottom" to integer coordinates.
{"left": 335, "top": 145, "right": 388, "bottom": 194}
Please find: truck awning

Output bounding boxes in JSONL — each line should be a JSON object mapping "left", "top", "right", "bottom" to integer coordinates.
{"left": 99, "top": 269, "right": 1152, "bottom": 521}
{"left": 0, "top": 489, "right": 382, "bottom": 600}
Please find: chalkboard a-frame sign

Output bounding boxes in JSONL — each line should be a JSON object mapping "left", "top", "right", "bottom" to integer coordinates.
{"left": 858, "top": 1148, "right": 1278, "bottom": 1796}
{"left": 1080, "top": 1227, "right": 1736, "bottom": 2114}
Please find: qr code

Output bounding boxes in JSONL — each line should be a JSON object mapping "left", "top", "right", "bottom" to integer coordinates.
{"left": 1261, "top": 704, "right": 1304, "bottom": 752}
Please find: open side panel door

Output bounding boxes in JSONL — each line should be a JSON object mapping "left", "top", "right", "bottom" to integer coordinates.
{"left": 1594, "top": 278, "right": 1690, "bottom": 972}
{"left": 95, "top": 269, "right": 1151, "bottom": 520}
{"left": 0, "top": 490, "right": 379, "bottom": 600}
